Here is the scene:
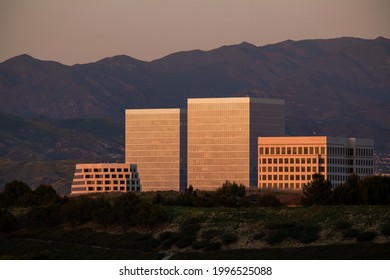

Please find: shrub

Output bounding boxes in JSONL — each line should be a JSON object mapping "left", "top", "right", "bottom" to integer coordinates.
{"left": 253, "top": 232, "right": 266, "bottom": 240}
{"left": 203, "top": 242, "right": 222, "bottom": 252}
{"left": 159, "top": 231, "right": 175, "bottom": 241}
{"left": 201, "top": 229, "right": 222, "bottom": 241}
{"left": 221, "top": 233, "right": 238, "bottom": 245}
{"left": 255, "top": 193, "right": 282, "bottom": 207}
{"left": 335, "top": 220, "right": 352, "bottom": 230}
{"left": 356, "top": 231, "right": 377, "bottom": 242}
{"left": 265, "top": 223, "right": 321, "bottom": 244}
{"left": 343, "top": 228, "right": 360, "bottom": 238}
{"left": 0, "top": 209, "right": 18, "bottom": 233}
{"left": 265, "top": 230, "right": 290, "bottom": 245}
{"left": 266, "top": 221, "right": 296, "bottom": 230}
{"left": 174, "top": 217, "right": 202, "bottom": 249}
{"left": 191, "top": 240, "right": 207, "bottom": 250}
{"left": 27, "top": 205, "right": 61, "bottom": 228}
{"left": 290, "top": 224, "right": 321, "bottom": 243}
{"left": 380, "top": 223, "right": 390, "bottom": 236}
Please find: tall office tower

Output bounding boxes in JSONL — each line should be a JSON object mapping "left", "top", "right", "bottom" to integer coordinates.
{"left": 188, "top": 97, "right": 285, "bottom": 190}
{"left": 258, "top": 136, "right": 374, "bottom": 190}
{"left": 125, "top": 109, "right": 187, "bottom": 192}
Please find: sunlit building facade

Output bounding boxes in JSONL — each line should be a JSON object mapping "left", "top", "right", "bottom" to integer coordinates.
{"left": 188, "top": 97, "right": 285, "bottom": 190}
{"left": 125, "top": 109, "right": 187, "bottom": 192}
{"left": 258, "top": 136, "right": 374, "bottom": 190}
{"left": 71, "top": 163, "right": 141, "bottom": 195}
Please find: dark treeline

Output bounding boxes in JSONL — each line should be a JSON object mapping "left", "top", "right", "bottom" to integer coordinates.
{"left": 152, "top": 181, "right": 282, "bottom": 208}
{"left": 302, "top": 174, "right": 390, "bottom": 205}
{"left": 0, "top": 180, "right": 166, "bottom": 233}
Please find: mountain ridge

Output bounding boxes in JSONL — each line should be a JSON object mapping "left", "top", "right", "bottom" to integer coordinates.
{"left": 0, "top": 37, "right": 389, "bottom": 152}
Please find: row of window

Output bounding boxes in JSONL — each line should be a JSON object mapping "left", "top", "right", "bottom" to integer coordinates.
{"left": 72, "top": 186, "right": 141, "bottom": 192}
{"left": 75, "top": 168, "right": 136, "bottom": 173}
{"left": 327, "top": 167, "right": 354, "bottom": 174}
{"left": 260, "top": 166, "right": 319, "bottom": 173}
{"left": 74, "top": 174, "right": 138, "bottom": 179}
{"left": 73, "top": 180, "right": 139, "bottom": 185}
{"left": 260, "top": 174, "right": 313, "bottom": 182}
{"left": 260, "top": 157, "right": 320, "bottom": 165}
{"left": 260, "top": 183, "right": 303, "bottom": 189}
{"left": 356, "top": 148, "right": 374, "bottom": 157}
{"left": 259, "top": 146, "right": 326, "bottom": 156}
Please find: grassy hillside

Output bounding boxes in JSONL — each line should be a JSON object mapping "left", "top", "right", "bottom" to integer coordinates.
{"left": 1, "top": 204, "right": 389, "bottom": 260}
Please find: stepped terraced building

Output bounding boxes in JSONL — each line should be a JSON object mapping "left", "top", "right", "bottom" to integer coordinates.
{"left": 70, "top": 163, "right": 141, "bottom": 195}
{"left": 258, "top": 136, "right": 374, "bottom": 190}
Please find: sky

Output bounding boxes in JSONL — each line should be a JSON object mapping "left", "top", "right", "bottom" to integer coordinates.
{"left": 1, "top": 0, "right": 389, "bottom": 65}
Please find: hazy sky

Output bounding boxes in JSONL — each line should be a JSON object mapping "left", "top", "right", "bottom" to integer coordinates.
{"left": 1, "top": 0, "right": 389, "bottom": 65}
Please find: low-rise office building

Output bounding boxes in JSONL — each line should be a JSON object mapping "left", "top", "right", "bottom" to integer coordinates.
{"left": 71, "top": 163, "right": 141, "bottom": 195}
{"left": 258, "top": 136, "right": 374, "bottom": 190}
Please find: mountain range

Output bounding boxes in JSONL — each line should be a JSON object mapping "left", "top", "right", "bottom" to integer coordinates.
{"left": 1, "top": 37, "right": 389, "bottom": 192}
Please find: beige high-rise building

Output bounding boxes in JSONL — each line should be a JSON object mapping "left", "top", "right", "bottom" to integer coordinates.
{"left": 258, "top": 136, "right": 374, "bottom": 190}
{"left": 188, "top": 97, "right": 285, "bottom": 190}
{"left": 70, "top": 163, "right": 141, "bottom": 195}
{"left": 125, "top": 109, "right": 187, "bottom": 192}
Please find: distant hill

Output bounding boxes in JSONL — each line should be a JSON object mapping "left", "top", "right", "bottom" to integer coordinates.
{"left": 1, "top": 37, "right": 389, "bottom": 151}
{"left": 1, "top": 37, "right": 390, "bottom": 192}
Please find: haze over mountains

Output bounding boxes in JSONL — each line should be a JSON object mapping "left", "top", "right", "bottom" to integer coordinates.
{"left": 1, "top": 37, "right": 389, "bottom": 192}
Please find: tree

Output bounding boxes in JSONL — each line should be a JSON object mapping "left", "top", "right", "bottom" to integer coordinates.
{"left": 358, "top": 176, "right": 390, "bottom": 205}
{"left": 333, "top": 174, "right": 360, "bottom": 205}
{"left": 302, "top": 174, "right": 332, "bottom": 205}
{"left": 214, "top": 181, "right": 246, "bottom": 207}
{"left": 0, "top": 180, "right": 32, "bottom": 207}
{"left": 34, "top": 184, "right": 60, "bottom": 205}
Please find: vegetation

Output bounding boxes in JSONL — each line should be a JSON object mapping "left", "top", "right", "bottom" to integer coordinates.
{"left": 1, "top": 179, "right": 390, "bottom": 259}
{"left": 302, "top": 174, "right": 390, "bottom": 205}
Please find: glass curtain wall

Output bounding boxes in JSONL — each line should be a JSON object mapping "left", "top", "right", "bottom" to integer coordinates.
{"left": 125, "top": 109, "right": 187, "bottom": 191}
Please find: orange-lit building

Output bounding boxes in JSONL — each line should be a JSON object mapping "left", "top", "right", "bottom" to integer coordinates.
{"left": 258, "top": 136, "right": 374, "bottom": 190}
{"left": 70, "top": 163, "right": 141, "bottom": 195}
{"left": 188, "top": 97, "right": 285, "bottom": 190}
{"left": 125, "top": 109, "right": 187, "bottom": 192}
